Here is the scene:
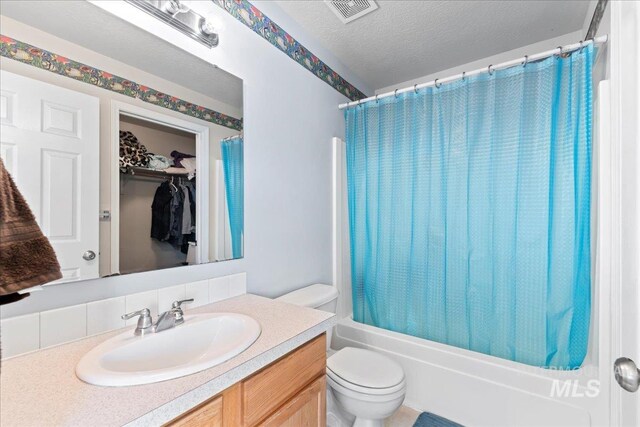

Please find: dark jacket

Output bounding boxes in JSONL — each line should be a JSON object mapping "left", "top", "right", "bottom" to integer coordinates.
{"left": 150, "top": 181, "right": 173, "bottom": 241}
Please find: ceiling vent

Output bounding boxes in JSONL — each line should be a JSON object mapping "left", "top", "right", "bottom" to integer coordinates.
{"left": 325, "top": 0, "right": 378, "bottom": 24}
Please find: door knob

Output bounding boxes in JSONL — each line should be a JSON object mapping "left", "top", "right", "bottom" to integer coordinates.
{"left": 614, "top": 357, "right": 640, "bottom": 392}
{"left": 82, "top": 250, "right": 96, "bottom": 261}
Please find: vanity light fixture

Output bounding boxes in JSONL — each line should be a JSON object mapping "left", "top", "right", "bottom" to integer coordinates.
{"left": 125, "top": 0, "right": 219, "bottom": 48}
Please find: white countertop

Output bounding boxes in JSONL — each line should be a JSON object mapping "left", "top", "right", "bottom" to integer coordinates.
{"left": 0, "top": 294, "right": 335, "bottom": 427}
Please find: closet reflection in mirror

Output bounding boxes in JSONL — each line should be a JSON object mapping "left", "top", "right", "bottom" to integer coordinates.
{"left": 117, "top": 114, "right": 242, "bottom": 275}
{"left": 0, "top": 0, "right": 243, "bottom": 283}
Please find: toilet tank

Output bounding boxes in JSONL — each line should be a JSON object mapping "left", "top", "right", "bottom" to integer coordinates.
{"left": 276, "top": 284, "right": 339, "bottom": 313}
{"left": 276, "top": 284, "right": 339, "bottom": 350}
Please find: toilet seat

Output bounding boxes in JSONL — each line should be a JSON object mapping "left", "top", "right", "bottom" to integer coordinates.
{"left": 326, "top": 347, "right": 406, "bottom": 396}
{"left": 327, "top": 368, "right": 406, "bottom": 397}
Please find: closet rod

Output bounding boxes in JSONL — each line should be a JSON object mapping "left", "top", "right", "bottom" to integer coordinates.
{"left": 338, "top": 35, "right": 608, "bottom": 110}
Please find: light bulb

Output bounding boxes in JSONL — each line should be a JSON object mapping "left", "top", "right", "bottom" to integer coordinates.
{"left": 200, "top": 18, "right": 216, "bottom": 36}
{"left": 164, "top": 0, "right": 189, "bottom": 16}
{"left": 164, "top": 0, "right": 181, "bottom": 14}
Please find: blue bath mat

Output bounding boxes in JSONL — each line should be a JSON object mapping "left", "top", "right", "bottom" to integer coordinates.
{"left": 413, "top": 412, "right": 464, "bottom": 427}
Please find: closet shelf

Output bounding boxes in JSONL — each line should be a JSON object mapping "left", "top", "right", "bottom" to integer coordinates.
{"left": 121, "top": 166, "right": 192, "bottom": 179}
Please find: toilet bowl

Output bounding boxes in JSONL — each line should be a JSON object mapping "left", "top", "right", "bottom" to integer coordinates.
{"left": 276, "top": 284, "right": 406, "bottom": 426}
{"left": 326, "top": 347, "right": 406, "bottom": 427}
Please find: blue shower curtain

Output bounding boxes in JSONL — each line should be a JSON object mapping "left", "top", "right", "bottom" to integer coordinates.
{"left": 221, "top": 136, "right": 244, "bottom": 258}
{"left": 345, "top": 46, "right": 593, "bottom": 369}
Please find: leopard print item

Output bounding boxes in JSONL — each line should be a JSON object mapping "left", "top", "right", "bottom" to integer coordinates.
{"left": 119, "top": 130, "right": 152, "bottom": 172}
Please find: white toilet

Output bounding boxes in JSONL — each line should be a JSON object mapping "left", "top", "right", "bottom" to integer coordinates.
{"left": 276, "top": 284, "right": 406, "bottom": 427}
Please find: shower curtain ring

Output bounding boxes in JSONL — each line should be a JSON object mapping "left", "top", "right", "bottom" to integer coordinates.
{"left": 555, "top": 46, "right": 563, "bottom": 58}
{"left": 435, "top": 78, "right": 441, "bottom": 88}
{"left": 522, "top": 55, "right": 529, "bottom": 67}
{"left": 414, "top": 84, "right": 418, "bottom": 94}
{"left": 487, "top": 65, "right": 494, "bottom": 75}
{"left": 375, "top": 94, "right": 379, "bottom": 103}
{"left": 461, "top": 71, "right": 466, "bottom": 81}
{"left": 579, "top": 40, "right": 585, "bottom": 53}
{"left": 394, "top": 89, "right": 399, "bottom": 98}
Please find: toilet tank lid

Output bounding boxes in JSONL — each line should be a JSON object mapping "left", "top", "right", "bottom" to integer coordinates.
{"left": 276, "top": 284, "right": 339, "bottom": 308}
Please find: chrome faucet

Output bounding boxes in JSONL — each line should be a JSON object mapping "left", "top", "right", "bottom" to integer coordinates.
{"left": 153, "top": 311, "right": 176, "bottom": 333}
{"left": 121, "top": 308, "right": 154, "bottom": 336}
{"left": 154, "top": 298, "right": 194, "bottom": 333}
{"left": 122, "top": 299, "right": 194, "bottom": 336}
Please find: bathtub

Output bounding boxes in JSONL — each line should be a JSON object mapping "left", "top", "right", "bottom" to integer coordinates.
{"left": 331, "top": 314, "right": 610, "bottom": 427}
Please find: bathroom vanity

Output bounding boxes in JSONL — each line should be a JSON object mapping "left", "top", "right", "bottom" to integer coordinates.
{"left": 0, "top": 295, "right": 334, "bottom": 427}
{"left": 168, "top": 334, "right": 326, "bottom": 426}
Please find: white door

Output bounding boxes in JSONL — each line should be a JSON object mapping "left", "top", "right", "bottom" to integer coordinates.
{"left": 0, "top": 70, "right": 100, "bottom": 284}
{"left": 611, "top": 1, "right": 640, "bottom": 425}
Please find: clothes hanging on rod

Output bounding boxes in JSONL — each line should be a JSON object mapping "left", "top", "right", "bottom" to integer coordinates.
{"left": 150, "top": 177, "right": 196, "bottom": 253}
{"left": 168, "top": 178, "right": 184, "bottom": 247}
{"left": 150, "top": 180, "right": 173, "bottom": 241}
{"left": 180, "top": 180, "right": 196, "bottom": 254}
{"left": 181, "top": 185, "right": 191, "bottom": 236}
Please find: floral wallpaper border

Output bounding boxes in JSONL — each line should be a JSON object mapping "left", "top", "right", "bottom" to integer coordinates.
{"left": 0, "top": 35, "right": 243, "bottom": 131}
{"left": 213, "top": 0, "right": 367, "bottom": 101}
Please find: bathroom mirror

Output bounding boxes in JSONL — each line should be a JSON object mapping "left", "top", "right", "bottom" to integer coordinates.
{"left": 0, "top": 1, "right": 244, "bottom": 284}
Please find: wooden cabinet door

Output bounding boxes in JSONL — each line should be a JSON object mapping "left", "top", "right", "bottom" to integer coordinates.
{"left": 242, "top": 335, "right": 326, "bottom": 426}
{"left": 166, "top": 385, "right": 241, "bottom": 427}
{"left": 259, "top": 375, "right": 326, "bottom": 427}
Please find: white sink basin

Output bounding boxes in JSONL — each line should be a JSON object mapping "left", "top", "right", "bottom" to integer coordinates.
{"left": 76, "top": 313, "right": 261, "bottom": 386}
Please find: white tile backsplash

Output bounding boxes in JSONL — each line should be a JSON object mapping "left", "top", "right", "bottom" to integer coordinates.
{"left": 158, "top": 284, "right": 186, "bottom": 313}
{"left": 0, "top": 313, "right": 40, "bottom": 358}
{"left": 228, "top": 273, "right": 247, "bottom": 297}
{"left": 40, "top": 304, "right": 87, "bottom": 348}
{"left": 1, "top": 273, "right": 247, "bottom": 359}
{"left": 185, "top": 280, "right": 209, "bottom": 308}
{"left": 209, "top": 276, "right": 230, "bottom": 303}
{"left": 125, "top": 290, "right": 159, "bottom": 326}
{"left": 87, "top": 297, "right": 126, "bottom": 336}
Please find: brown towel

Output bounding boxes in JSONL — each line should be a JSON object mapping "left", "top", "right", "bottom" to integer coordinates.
{"left": 0, "top": 158, "right": 62, "bottom": 295}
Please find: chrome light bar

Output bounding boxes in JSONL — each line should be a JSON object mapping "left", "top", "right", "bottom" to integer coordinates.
{"left": 124, "top": 0, "right": 219, "bottom": 48}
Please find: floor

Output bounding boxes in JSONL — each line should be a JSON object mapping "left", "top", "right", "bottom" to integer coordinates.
{"left": 385, "top": 405, "right": 421, "bottom": 427}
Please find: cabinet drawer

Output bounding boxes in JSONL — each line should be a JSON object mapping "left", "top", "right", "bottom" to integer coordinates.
{"left": 243, "top": 334, "right": 326, "bottom": 426}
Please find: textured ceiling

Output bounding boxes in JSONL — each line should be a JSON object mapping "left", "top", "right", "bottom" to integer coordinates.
{"left": 1, "top": 1, "right": 243, "bottom": 110}
{"left": 276, "top": 0, "right": 591, "bottom": 90}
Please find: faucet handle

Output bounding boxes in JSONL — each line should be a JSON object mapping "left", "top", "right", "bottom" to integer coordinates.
{"left": 122, "top": 308, "right": 151, "bottom": 320}
{"left": 121, "top": 308, "right": 153, "bottom": 336}
{"left": 171, "top": 299, "right": 194, "bottom": 324}
{"left": 171, "top": 299, "right": 194, "bottom": 309}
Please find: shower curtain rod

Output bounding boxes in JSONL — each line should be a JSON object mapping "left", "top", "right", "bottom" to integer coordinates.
{"left": 221, "top": 133, "right": 242, "bottom": 141}
{"left": 338, "top": 35, "right": 608, "bottom": 110}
